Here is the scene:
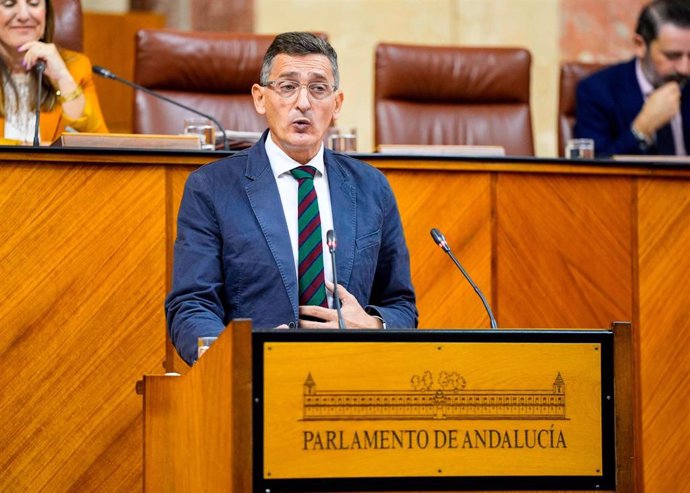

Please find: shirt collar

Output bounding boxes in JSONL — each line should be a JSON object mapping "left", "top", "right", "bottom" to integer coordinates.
{"left": 635, "top": 58, "right": 655, "bottom": 97}
{"left": 265, "top": 131, "right": 326, "bottom": 178}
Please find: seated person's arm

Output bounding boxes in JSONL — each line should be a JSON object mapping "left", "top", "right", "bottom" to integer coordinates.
{"left": 20, "top": 41, "right": 108, "bottom": 133}
{"left": 574, "top": 79, "right": 644, "bottom": 157}
{"left": 57, "top": 53, "right": 109, "bottom": 133}
{"left": 631, "top": 81, "right": 682, "bottom": 143}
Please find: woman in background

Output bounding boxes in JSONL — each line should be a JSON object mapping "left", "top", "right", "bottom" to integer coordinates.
{"left": 0, "top": 0, "right": 107, "bottom": 145}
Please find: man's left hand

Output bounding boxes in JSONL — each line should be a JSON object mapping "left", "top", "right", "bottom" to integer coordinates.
{"left": 298, "top": 281, "right": 383, "bottom": 329}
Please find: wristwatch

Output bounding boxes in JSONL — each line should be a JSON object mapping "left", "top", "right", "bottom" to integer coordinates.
{"left": 631, "top": 125, "right": 652, "bottom": 150}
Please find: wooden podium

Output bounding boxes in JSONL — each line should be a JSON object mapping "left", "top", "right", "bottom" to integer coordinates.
{"left": 141, "top": 319, "right": 253, "bottom": 492}
{"left": 141, "top": 322, "right": 636, "bottom": 492}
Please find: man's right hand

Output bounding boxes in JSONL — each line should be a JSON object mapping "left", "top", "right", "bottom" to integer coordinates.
{"left": 633, "top": 81, "right": 682, "bottom": 139}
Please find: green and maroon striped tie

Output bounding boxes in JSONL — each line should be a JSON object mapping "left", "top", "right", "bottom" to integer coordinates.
{"left": 290, "top": 166, "right": 328, "bottom": 307}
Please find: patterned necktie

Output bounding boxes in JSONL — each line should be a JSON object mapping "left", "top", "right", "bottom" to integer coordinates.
{"left": 656, "top": 124, "right": 676, "bottom": 155}
{"left": 290, "top": 166, "right": 328, "bottom": 307}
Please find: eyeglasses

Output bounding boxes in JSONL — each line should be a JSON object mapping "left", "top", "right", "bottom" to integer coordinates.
{"left": 264, "top": 79, "right": 337, "bottom": 100}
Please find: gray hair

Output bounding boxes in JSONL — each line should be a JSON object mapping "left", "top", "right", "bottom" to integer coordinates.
{"left": 259, "top": 32, "right": 339, "bottom": 88}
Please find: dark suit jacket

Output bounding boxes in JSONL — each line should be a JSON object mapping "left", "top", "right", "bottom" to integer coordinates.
{"left": 165, "top": 132, "right": 418, "bottom": 364}
{"left": 574, "top": 58, "right": 690, "bottom": 157}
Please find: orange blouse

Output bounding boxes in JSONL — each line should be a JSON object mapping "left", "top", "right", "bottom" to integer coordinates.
{"left": 0, "top": 49, "right": 108, "bottom": 145}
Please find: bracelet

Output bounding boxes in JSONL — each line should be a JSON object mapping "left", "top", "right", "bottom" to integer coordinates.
{"left": 56, "top": 85, "right": 83, "bottom": 103}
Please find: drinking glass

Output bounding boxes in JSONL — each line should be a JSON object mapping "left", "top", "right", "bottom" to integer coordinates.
{"left": 565, "top": 138, "right": 595, "bottom": 159}
{"left": 327, "top": 127, "right": 357, "bottom": 153}
{"left": 198, "top": 336, "right": 218, "bottom": 359}
{"left": 184, "top": 117, "right": 215, "bottom": 150}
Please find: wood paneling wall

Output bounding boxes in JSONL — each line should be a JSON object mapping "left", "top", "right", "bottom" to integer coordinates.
{"left": 1, "top": 151, "right": 688, "bottom": 491}
{"left": 374, "top": 158, "right": 688, "bottom": 492}
{"left": 495, "top": 173, "right": 634, "bottom": 328}
{"left": 636, "top": 178, "right": 690, "bottom": 486}
{"left": 0, "top": 151, "right": 209, "bottom": 491}
{"left": 83, "top": 12, "right": 166, "bottom": 133}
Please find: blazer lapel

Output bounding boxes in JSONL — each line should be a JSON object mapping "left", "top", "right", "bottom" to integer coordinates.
{"left": 325, "top": 151, "right": 356, "bottom": 289}
{"left": 244, "top": 138, "right": 299, "bottom": 319}
{"left": 620, "top": 59, "right": 646, "bottom": 131}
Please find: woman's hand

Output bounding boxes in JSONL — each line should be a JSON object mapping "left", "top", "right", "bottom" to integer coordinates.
{"left": 18, "top": 41, "right": 85, "bottom": 119}
{"left": 18, "top": 41, "right": 71, "bottom": 86}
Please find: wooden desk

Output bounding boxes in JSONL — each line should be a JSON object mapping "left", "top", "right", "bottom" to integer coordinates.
{"left": 1, "top": 148, "right": 687, "bottom": 491}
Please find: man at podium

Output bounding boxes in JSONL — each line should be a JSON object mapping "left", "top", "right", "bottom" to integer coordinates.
{"left": 165, "top": 32, "right": 417, "bottom": 365}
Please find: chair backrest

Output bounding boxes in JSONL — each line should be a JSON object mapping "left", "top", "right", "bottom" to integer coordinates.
{"left": 52, "top": 0, "right": 83, "bottom": 52}
{"left": 557, "top": 62, "right": 608, "bottom": 157}
{"left": 133, "top": 29, "right": 276, "bottom": 136}
{"left": 374, "top": 43, "right": 534, "bottom": 156}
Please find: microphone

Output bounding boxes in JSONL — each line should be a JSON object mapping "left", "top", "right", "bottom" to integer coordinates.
{"left": 92, "top": 65, "right": 229, "bottom": 150}
{"left": 326, "top": 229, "right": 346, "bottom": 329}
{"left": 32, "top": 60, "right": 46, "bottom": 146}
{"left": 430, "top": 227, "right": 498, "bottom": 329}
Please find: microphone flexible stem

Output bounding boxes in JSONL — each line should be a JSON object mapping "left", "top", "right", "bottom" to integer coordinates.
{"left": 445, "top": 249, "right": 498, "bottom": 329}
{"left": 33, "top": 69, "right": 43, "bottom": 146}
{"left": 100, "top": 70, "right": 229, "bottom": 151}
{"left": 326, "top": 229, "right": 345, "bottom": 329}
{"left": 330, "top": 248, "right": 345, "bottom": 329}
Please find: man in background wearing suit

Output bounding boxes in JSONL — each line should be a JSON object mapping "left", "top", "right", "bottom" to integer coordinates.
{"left": 575, "top": 0, "right": 690, "bottom": 157}
{"left": 165, "top": 32, "right": 417, "bottom": 365}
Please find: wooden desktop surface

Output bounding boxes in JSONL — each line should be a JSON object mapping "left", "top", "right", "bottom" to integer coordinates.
{"left": 1, "top": 147, "right": 687, "bottom": 491}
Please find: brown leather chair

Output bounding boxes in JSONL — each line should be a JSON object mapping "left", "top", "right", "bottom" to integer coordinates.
{"left": 133, "top": 30, "right": 276, "bottom": 136}
{"left": 374, "top": 43, "right": 534, "bottom": 156}
{"left": 52, "top": 0, "right": 83, "bottom": 52}
{"left": 557, "top": 62, "right": 608, "bottom": 157}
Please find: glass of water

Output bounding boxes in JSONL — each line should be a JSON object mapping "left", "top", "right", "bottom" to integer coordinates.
{"left": 197, "top": 336, "right": 218, "bottom": 359}
{"left": 184, "top": 117, "right": 215, "bottom": 150}
{"left": 565, "top": 138, "right": 595, "bottom": 159}
{"left": 327, "top": 127, "right": 357, "bottom": 153}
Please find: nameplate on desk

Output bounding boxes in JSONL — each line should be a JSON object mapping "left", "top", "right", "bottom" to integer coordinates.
{"left": 223, "top": 130, "right": 262, "bottom": 150}
{"left": 377, "top": 144, "right": 506, "bottom": 157}
{"left": 255, "top": 330, "right": 615, "bottom": 491}
{"left": 613, "top": 154, "right": 690, "bottom": 164}
{"left": 55, "top": 132, "right": 202, "bottom": 150}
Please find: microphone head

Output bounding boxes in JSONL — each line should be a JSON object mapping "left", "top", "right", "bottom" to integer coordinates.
{"left": 326, "top": 229, "right": 336, "bottom": 252}
{"left": 92, "top": 65, "right": 114, "bottom": 79}
{"left": 430, "top": 227, "right": 451, "bottom": 252}
{"left": 34, "top": 60, "right": 46, "bottom": 74}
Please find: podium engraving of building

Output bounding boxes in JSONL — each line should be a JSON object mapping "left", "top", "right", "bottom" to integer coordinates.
{"left": 303, "top": 372, "right": 566, "bottom": 421}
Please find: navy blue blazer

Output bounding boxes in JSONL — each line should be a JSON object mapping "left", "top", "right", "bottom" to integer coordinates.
{"left": 165, "top": 133, "right": 418, "bottom": 364}
{"left": 574, "top": 58, "right": 690, "bottom": 157}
